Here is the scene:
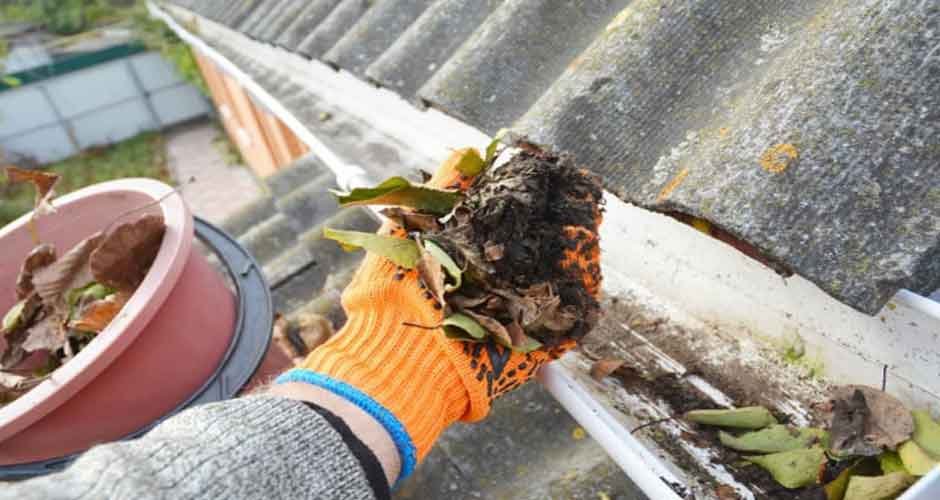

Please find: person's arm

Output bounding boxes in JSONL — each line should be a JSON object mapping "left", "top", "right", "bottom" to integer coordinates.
{"left": 3, "top": 393, "right": 392, "bottom": 500}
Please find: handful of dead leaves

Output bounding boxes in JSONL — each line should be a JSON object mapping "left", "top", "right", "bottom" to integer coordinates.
{"left": 1, "top": 167, "right": 166, "bottom": 406}
{"left": 324, "top": 136, "right": 603, "bottom": 352}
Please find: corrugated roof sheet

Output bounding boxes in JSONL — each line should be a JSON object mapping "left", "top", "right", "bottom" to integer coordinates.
{"left": 165, "top": 0, "right": 940, "bottom": 314}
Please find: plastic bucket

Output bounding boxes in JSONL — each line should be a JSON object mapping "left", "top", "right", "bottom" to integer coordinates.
{"left": 0, "top": 180, "right": 284, "bottom": 478}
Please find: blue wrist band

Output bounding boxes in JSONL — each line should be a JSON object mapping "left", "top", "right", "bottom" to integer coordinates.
{"left": 275, "top": 369, "right": 417, "bottom": 485}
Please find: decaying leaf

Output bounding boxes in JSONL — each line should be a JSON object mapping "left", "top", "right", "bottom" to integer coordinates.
{"left": 416, "top": 246, "right": 447, "bottom": 306}
{"left": 463, "top": 310, "right": 512, "bottom": 347}
{"left": 824, "top": 460, "right": 868, "bottom": 500}
{"left": 0, "top": 370, "right": 46, "bottom": 402}
{"left": 2, "top": 299, "right": 28, "bottom": 334}
{"left": 15, "top": 244, "right": 56, "bottom": 299}
{"left": 323, "top": 228, "right": 422, "bottom": 268}
{"left": 590, "top": 359, "right": 626, "bottom": 381}
{"left": 483, "top": 241, "right": 505, "bottom": 262}
{"left": 331, "top": 176, "right": 461, "bottom": 215}
{"left": 441, "top": 313, "right": 488, "bottom": 342}
{"left": 879, "top": 451, "right": 907, "bottom": 474}
{"left": 442, "top": 147, "right": 485, "bottom": 177}
{"left": 6, "top": 166, "right": 60, "bottom": 215}
{"left": 898, "top": 440, "right": 938, "bottom": 476}
{"left": 424, "top": 239, "right": 462, "bottom": 292}
{"left": 68, "top": 293, "right": 127, "bottom": 333}
{"left": 911, "top": 410, "right": 940, "bottom": 458}
{"left": 746, "top": 447, "right": 827, "bottom": 489}
{"left": 21, "top": 313, "right": 66, "bottom": 353}
{"left": 90, "top": 214, "right": 166, "bottom": 292}
{"left": 719, "top": 425, "right": 828, "bottom": 454}
{"left": 829, "top": 385, "right": 913, "bottom": 457}
{"left": 685, "top": 406, "right": 778, "bottom": 430}
{"left": 32, "top": 232, "right": 104, "bottom": 305}
{"left": 843, "top": 472, "right": 915, "bottom": 500}
{"left": 380, "top": 207, "right": 442, "bottom": 232}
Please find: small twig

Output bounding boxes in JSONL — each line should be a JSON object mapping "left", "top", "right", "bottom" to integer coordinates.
{"left": 631, "top": 415, "right": 678, "bottom": 434}
{"left": 402, "top": 321, "right": 441, "bottom": 330}
{"left": 99, "top": 178, "right": 193, "bottom": 236}
{"left": 881, "top": 364, "right": 888, "bottom": 392}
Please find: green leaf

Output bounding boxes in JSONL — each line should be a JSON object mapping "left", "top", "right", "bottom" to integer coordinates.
{"left": 898, "top": 440, "right": 939, "bottom": 476}
{"left": 912, "top": 410, "right": 940, "bottom": 458}
{"left": 685, "top": 406, "right": 778, "bottom": 430}
{"left": 2, "top": 300, "right": 26, "bottom": 334}
{"left": 67, "top": 282, "right": 114, "bottom": 306}
{"left": 323, "top": 228, "right": 422, "bottom": 268}
{"left": 825, "top": 460, "right": 862, "bottom": 500}
{"left": 443, "top": 148, "right": 485, "bottom": 177}
{"left": 485, "top": 128, "right": 509, "bottom": 165}
{"left": 513, "top": 336, "right": 543, "bottom": 353}
{"left": 880, "top": 451, "right": 907, "bottom": 474}
{"left": 1, "top": 75, "right": 21, "bottom": 87}
{"left": 330, "top": 177, "right": 460, "bottom": 215}
{"left": 719, "top": 425, "right": 828, "bottom": 454}
{"left": 442, "top": 313, "right": 488, "bottom": 341}
{"left": 746, "top": 447, "right": 826, "bottom": 489}
{"left": 424, "top": 240, "right": 462, "bottom": 292}
{"left": 843, "top": 472, "right": 915, "bottom": 500}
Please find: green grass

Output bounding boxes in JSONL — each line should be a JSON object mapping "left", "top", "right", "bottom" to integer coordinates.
{"left": 1, "top": 131, "right": 171, "bottom": 227}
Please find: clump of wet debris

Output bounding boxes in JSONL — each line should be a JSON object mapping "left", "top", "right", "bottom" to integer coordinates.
{"left": 325, "top": 138, "right": 603, "bottom": 351}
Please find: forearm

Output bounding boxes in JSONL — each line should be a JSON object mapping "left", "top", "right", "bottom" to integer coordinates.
{"left": 2, "top": 396, "right": 388, "bottom": 500}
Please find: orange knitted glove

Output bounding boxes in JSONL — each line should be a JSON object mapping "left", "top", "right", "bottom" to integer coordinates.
{"left": 276, "top": 153, "right": 601, "bottom": 482}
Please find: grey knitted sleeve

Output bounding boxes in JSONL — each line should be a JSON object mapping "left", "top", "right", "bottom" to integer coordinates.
{"left": 3, "top": 396, "right": 381, "bottom": 500}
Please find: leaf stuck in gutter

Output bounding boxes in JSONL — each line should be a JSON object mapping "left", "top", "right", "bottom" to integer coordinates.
{"left": 685, "top": 406, "right": 777, "bottom": 429}
{"left": 745, "top": 447, "right": 826, "bottom": 489}
{"left": 843, "top": 472, "right": 915, "bottom": 500}
{"left": 719, "top": 424, "right": 828, "bottom": 454}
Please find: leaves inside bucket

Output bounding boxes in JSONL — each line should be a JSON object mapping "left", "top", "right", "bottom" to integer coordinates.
{"left": 0, "top": 213, "right": 166, "bottom": 408}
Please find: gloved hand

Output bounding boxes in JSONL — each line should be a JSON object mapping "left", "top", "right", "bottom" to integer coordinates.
{"left": 276, "top": 151, "right": 601, "bottom": 482}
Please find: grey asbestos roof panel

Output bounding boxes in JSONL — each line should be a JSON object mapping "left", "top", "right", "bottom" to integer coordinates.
{"left": 295, "top": 0, "right": 373, "bottom": 59}
{"left": 365, "top": 0, "right": 503, "bottom": 99}
{"left": 418, "top": 0, "right": 630, "bottom": 133}
{"left": 168, "top": 0, "right": 940, "bottom": 314}
{"left": 275, "top": 0, "right": 342, "bottom": 51}
{"left": 323, "top": 0, "right": 436, "bottom": 78}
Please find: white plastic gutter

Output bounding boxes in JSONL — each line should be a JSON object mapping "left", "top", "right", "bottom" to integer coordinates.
{"left": 149, "top": 3, "right": 940, "bottom": 498}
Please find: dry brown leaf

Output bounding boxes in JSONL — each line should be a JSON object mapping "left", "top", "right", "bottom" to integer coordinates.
{"left": 6, "top": 166, "right": 60, "bottom": 215}
{"left": 380, "top": 208, "right": 442, "bottom": 232}
{"left": 15, "top": 244, "right": 56, "bottom": 299}
{"left": 32, "top": 232, "right": 104, "bottom": 305}
{"left": 294, "top": 312, "right": 333, "bottom": 353}
{"left": 590, "top": 359, "right": 626, "bottom": 381}
{"left": 507, "top": 320, "right": 527, "bottom": 346}
{"left": 542, "top": 304, "right": 579, "bottom": 333}
{"left": 416, "top": 248, "right": 446, "bottom": 306}
{"left": 90, "top": 214, "right": 166, "bottom": 292}
{"left": 829, "top": 385, "right": 913, "bottom": 456}
{"left": 21, "top": 313, "right": 67, "bottom": 353}
{"left": 271, "top": 313, "right": 300, "bottom": 364}
{"left": 483, "top": 241, "right": 504, "bottom": 261}
{"left": 68, "top": 294, "right": 127, "bottom": 333}
{"left": 464, "top": 310, "right": 512, "bottom": 347}
{"left": 450, "top": 294, "right": 491, "bottom": 309}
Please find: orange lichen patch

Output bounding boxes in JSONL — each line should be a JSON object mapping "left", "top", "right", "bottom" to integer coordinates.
{"left": 690, "top": 217, "right": 713, "bottom": 235}
{"left": 718, "top": 127, "right": 731, "bottom": 140}
{"left": 759, "top": 143, "right": 799, "bottom": 174}
{"left": 657, "top": 167, "right": 690, "bottom": 202}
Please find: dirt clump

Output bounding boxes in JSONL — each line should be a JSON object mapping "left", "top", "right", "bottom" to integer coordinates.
{"left": 431, "top": 150, "right": 603, "bottom": 345}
